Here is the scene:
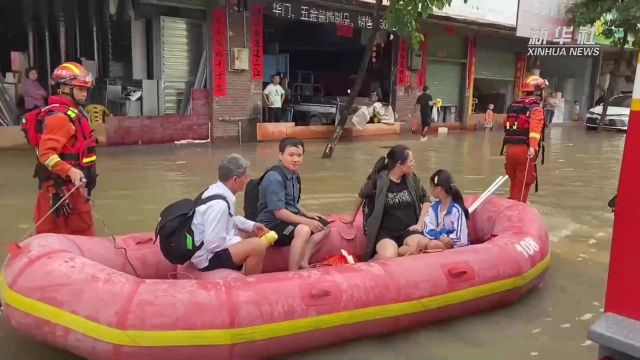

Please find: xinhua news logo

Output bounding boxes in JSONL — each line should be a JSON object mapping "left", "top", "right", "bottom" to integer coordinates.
{"left": 528, "top": 26, "right": 600, "bottom": 56}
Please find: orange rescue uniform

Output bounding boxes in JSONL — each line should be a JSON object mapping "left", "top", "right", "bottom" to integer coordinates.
{"left": 35, "top": 109, "right": 94, "bottom": 236}
{"left": 504, "top": 97, "right": 545, "bottom": 203}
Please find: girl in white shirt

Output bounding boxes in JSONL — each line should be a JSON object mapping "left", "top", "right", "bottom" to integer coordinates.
{"left": 423, "top": 169, "right": 470, "bottom": 250}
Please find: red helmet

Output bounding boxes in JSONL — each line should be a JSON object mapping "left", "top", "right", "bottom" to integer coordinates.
{"left": 521, "top": 75, "right": 548, "bottom": 92}
{"left": 50, "top": 62, "right": 94, "bottom": 88}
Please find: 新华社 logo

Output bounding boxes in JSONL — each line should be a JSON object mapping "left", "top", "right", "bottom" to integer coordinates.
{"left": 528, "top": 26, "right": 600, "bottom": 57}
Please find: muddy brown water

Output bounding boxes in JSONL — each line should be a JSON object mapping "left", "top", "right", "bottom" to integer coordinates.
{"left": 0, "top": 124, "right": 622, "bottom": 359}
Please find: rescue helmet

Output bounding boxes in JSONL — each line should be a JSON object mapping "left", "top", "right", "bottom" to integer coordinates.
{"left": 50, "top": 62, "right": 94, "bottom": 89}
{"left": 521, "top": 75, "right": 548, "bottom": 93}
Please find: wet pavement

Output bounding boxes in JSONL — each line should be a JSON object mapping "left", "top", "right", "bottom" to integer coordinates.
{"left": 0, "top": 124, "right": 623, "bottom": 359}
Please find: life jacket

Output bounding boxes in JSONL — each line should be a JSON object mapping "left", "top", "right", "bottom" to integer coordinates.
{"left": 501, "top": 97, "right": 546, "bottom": 165}
{"left": 21, "top": 101, "right": 98, "bottom": 192}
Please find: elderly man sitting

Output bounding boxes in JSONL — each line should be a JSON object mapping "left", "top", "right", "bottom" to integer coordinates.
{"left": 190, "top": 154, "right": 271, "bottom": 275}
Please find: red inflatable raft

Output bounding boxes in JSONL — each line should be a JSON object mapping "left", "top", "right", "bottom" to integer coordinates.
{"left": 0, "top": 196, "right": 549, "bottom": 360}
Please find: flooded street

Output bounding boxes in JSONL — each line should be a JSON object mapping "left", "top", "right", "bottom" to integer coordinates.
{"left": 0, "top": 124, "right": 623, "bottom": 359}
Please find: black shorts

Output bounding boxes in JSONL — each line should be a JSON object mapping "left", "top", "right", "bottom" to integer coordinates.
{"left": 421, "top": 111, "right": 432, "bottom": 129}
{"left": 198, "top": 248, "right": 243, "bottom": 272}
{"left": 270, "top": 216, "right": 332, "bottom": 247}
{"left": 267, "top": 107, "right": 282, "bottom": 123}
{"left": 376, "top": 229, "right": 423, "bottom": 248}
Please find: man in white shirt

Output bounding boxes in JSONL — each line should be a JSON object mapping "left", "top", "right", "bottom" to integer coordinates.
{"left": 191, "top": 154, "right": 269, "bottom": 275}
{"left": 263, "top": 74, "right": 285, "bottom": 123}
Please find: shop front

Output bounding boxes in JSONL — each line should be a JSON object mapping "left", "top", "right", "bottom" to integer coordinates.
{"left": 473, "top": 36, "right": 527, "bottom": 115}
{"left": 207, "top": 0, "right": 401, "bottom": 141}
{"left": 425, "top": 28, "right": 466, "bottom": 124}
{"left": 262, "top": 1, "right": 394, "bottom": 126}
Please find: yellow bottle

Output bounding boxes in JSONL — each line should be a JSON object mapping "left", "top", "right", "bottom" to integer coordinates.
{"left": 261, "top": 231, "right": 278, "bottom": 246}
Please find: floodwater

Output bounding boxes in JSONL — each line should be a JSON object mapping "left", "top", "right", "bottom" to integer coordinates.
{"left": 0, "top": 124, "right": 623, "bottom": 359}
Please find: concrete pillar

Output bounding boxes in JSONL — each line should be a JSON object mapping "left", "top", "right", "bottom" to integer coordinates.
{"left": 131, "top": 19, "right": 147, "bottom": 79}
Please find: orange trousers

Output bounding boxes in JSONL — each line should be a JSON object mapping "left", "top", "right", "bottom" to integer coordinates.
{"left": 34, "top": 182, "right": 94, "bottom": 236}
{"left": 505, "top": 144, "right": 537, "bottom": 203}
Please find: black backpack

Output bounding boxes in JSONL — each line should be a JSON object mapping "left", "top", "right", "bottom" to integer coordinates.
{"left": 154, "top": 192, "right": 232, "bottom": 265}
{"left": 244, "top": 166, "right": 301, "bottom": 221}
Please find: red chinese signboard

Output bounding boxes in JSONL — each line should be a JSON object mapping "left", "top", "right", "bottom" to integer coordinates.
{"left": 514, "top": 52, "right": 526, "bottom": 99}
{"left": 397, "top": 38, "right": 409, "bottom": 87}
{"left": 466, "top": 36, "right": 476, "bottom": 89}
{"left": 417, "top": 34, "right": 427, "bottom": 89}
{"left": 250, "top": 5, "right": 264, "bottom": 80}
{"left": 466, "top": 36, "right": 477, "bottom": 114}
{"left": 212, "top": 8, "right": 227, "bottom": 97}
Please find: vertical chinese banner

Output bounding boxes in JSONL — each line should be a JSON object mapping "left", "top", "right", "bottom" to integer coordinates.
{"left": 466, "top": 36, "right": 476, "bottom": 115}
{"left": 212, "top": 8, "right": 227, "bottom": 97}
{"left": 417, "top": 33, "right": 427, "bottom": 89}
{"left": 514, "top": 53, "right": 526, "bottom": 99}
{"left": 397, "top": 38, "right": 409, "bottom": 87}
{"left": 250, "top": 5, "right": 264, "bottom": 81}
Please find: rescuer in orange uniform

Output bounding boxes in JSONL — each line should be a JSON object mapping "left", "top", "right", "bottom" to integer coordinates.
{"left": 502, "top": 75, "right": 547, "bottom": 203}
{"left": 31, "top": 62, "right": 98, "bottom": 235}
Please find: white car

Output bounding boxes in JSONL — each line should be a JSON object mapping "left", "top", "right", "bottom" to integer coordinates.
{"left": 585, "top": 94, "right": 632, "bottom": 131}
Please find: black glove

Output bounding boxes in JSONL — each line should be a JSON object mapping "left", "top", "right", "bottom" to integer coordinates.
{"left": 52, "top": 188, "right": 74, "bottom": 217}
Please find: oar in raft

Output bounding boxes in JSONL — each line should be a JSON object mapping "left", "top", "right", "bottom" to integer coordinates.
{"left": 469, "top": 175, "right": 509, "bottom": 214}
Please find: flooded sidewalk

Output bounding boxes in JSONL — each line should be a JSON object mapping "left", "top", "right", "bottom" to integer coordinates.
{"left": 0, "top": 124, "right": 623, "bottom": 359}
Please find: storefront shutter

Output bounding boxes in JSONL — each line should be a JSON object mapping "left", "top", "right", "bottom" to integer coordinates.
{"left": 426, "top": 61, "right": 463, "bottom": 107}
{"left": 475, "top": 48, "right": 516, "bottom": 80}
{"left": 159, "top": 17, "right": 204, "bottom": 114}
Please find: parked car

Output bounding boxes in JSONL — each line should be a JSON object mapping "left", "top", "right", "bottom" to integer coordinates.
{"left": 585, "top": 94, "right": 632, "bottom": 131}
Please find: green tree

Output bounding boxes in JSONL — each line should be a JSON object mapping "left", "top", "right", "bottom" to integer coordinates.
{"left": 568, "top": 0, "right": 640, "bottom": 130}
{"left": 321, "top": 0, "right": 454, "bottom": 159}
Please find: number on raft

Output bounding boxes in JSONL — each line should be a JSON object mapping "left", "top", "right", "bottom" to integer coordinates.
{"left": 516, "top": 238, "right": 540, "bottom": 258}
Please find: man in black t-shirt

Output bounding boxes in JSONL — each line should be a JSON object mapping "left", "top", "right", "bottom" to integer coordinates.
{"left": 414, "top": 86, "right": 434, "bottom": 141}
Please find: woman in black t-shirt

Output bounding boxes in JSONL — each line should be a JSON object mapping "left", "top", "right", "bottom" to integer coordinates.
{"left": 342, "top": 145, "right": 431, "bottom": 260}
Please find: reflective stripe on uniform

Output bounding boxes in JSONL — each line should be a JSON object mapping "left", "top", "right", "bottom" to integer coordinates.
{"left": 66, "top": 108, "right": 78, "bottom": 118}
{"left": 530, "top": 133, "right": 541, "bottom": 140}
{"left": 44, "top": 155, "right": 62, "bottom": 169}
{"left": 82, "top": 155, "right": 96, "bottom": 164}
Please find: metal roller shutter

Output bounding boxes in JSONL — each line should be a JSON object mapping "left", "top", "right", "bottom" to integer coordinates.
{"left": 426, "top": 61, "right": 463, "bottom": 106}
{"left": 476, "top": 48, "right": 516, "bottom": 80}
{"left": 160, "top": 17, "right": 204, "bottom": 114}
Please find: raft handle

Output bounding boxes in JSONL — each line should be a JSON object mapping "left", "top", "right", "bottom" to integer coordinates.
{"left": 134, "top": 237, "right": 155, "bottom": 245}
{"left": 309, "top": 289, "right": 332, "bottom": 299}
{"left": 445, "top": 263, "right": 476, "bottom": 281}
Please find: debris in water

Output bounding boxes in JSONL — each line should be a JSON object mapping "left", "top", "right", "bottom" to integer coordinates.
{"left": 558, "top": 159, "right": 565, "bottom": 162}
{"left": 595, "top": 232, "right": 607, "bottom": 238}
{"left": 579, "top": 314, "right": 594, "bottom": 320}
{"left": 174, "top": 139, "right": 209, "bottom": 144}
{"left": 576, "top": 257, "right": 583, "bottom": 261}
{"left": 545, "top": 318, "right": 553, "bottom": 321}
{"left": 532, "top": 328, "right": 542, "bottom": 334}
{"left": 560, "top": 324, "right": 571, "bottom": 328}
{"left": 582, "top": 340, "right": 594, "bottom": 346}
{"left": 17, "top": 224, "right": 29, "bottom": 229}
{"left": 590, "top": 249, "right": 597, "bottom": 253}
{"left": 593, "top": 302, "right": 600, "bottom": 306}
{"left": 530, "top": 352, "right": 539, "bottom": 356}
{"left": 600, "top": 308, "right": 604, "bottom": 312}
{"left": 578, "top": 254, "right": 589, "bottom": 258}
{"left": 588, "top": 239, "right": 597, "bottom": 245}
{"left": 176, "top": 161, "right": 187, "bottom": 164}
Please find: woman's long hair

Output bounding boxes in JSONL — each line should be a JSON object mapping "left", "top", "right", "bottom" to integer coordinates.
{"left": 366, "top": 145, "right": 411, "bottom": 180}
{"left": 430, "top": 169, "right": 469, "bottom": 220}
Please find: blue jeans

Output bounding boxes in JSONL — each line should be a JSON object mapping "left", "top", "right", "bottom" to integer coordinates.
{"left": 544, "top": 109, "right": 555, "bottom": 125}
